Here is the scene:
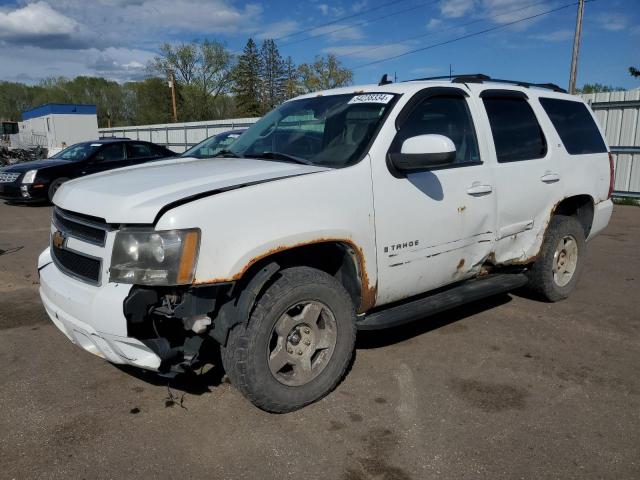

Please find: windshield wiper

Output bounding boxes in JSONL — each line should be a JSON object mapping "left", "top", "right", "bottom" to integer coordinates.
{"left": 212, "top": 149, "right": 241, "bottom": 158}
{"left": 249, "top": 151, "right": 314, "bottom": 166}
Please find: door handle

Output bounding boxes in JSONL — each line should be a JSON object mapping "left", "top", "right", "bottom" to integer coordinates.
{"left": 466, "top": 183, "right": 493, "bottom": 196}
{"left": 541, "top": 173, "right": 560, "bottom": 183}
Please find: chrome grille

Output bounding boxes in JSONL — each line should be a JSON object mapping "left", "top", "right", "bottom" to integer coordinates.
{"left": 0, "top": 172, "right": 20, "bottom": 183}
{"left": 52, "top": 207, "right": 110, "bottom": 246}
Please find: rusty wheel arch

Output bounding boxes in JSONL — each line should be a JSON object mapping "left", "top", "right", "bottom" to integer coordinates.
{"left": 199, "top": 239, "right": 376, "bottom": 314}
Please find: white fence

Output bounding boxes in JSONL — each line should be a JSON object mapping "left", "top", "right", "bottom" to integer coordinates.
{"left": 581, "top": 90, "right": 640, "bottom": 197}
{"left": 98, "top": 91, "right": 640, "bottom": 197}
{"left": 99, "top": 117, "right": 259, "bottom": 154}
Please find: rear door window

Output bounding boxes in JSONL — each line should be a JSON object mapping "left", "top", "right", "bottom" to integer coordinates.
{"left": 96, "top": 143, "right": 126, "bottom": 162}
{"left": 127, "top": 142, "right": 153, "bottom": 159}
{"left": 482, "top": 96, "right": 547, "bottom": 162}
{"left": 539, "top": 98, "right": 607, "bottom": 154}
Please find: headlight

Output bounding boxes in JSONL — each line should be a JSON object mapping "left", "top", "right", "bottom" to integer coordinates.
{"left": 22, "top": 170, "right": 38, "bottom": 184}
{"left": 109, "top": 229, "right": 200, "bottom": 285}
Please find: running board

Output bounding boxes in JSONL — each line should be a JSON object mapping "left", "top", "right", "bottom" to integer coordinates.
{"left": 357, "top": 273, "right": 528, "bottom": 331}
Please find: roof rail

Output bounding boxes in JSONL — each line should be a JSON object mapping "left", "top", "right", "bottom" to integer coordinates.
{"left": 404, "top": 73, "right": 567, "bottom": 93}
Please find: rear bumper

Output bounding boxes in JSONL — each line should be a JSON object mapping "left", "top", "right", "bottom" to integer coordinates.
{"left": 587, "top": 199, "right": 613, "bottom": 241}
{"left": 38, "top": 248, "right": 161, "bottom": 370}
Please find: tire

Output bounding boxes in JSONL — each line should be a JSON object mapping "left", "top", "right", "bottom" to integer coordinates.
{"left": 221, "top": 266, "right": 357, "bottom": 413}
{"left": 526, "top": 215, "right": 586, "bottom": 302}
{"left": 48, "top": 177, "right": 68, "bottom": 203}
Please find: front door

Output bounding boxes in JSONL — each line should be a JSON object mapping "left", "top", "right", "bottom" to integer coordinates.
{"left": 371, "top": 87, "right": 496, "bottom": 305}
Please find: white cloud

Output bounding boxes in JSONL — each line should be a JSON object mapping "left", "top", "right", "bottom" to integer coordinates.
{"left": 0, "top": 1, "right": 91, "bottom": 48}
{"left": 529, "top": 29, "right": 574, "bottom": 42}
{"left": 254, "top": 21, "right": 300, "bottom": 40}
{"left": 317, "top": 3, "right": 329, "bottom": 16}
{"left": 322, "top": 43, "right": 410, "bottom": 61}
{"left": 439, "top": 0, "right": 476, "bottom": 18}
{"left": 352, "top": 1, "right": 368, "bottom": 13}
{"left": 594, "top": 13, "right": 628, "bottom": 32}
{"left": 0, "top": 44, "right": 154, "bottom": 82}
{"left": 426, "top": 18, "right": 443, "bottom": 30}
{"left": 311, "top": 23, "right": 365, "bottom": 42}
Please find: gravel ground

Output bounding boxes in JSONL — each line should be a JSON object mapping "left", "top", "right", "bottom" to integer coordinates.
{"left": 0, "top": 201, "right": 638, "bottom": 480}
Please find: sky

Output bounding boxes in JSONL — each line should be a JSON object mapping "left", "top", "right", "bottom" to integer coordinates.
{"left": 0, "top": 0, "right": 638, "bottom": 90}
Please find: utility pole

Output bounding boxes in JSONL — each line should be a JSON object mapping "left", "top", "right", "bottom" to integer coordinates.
{"left": 568, "top": 0, "right": 585, "bottom": 94}
{"left": 168, "top": 70, "right": 178, "bottom": 123}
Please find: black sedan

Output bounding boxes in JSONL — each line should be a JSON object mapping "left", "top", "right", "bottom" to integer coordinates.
{"left": 0, "top": 139, "right": 175, "bottom": 203}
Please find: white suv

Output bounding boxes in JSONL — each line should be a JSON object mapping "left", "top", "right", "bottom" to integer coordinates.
{"left": 38, "top": 74, "right": 614, "bottom": 412}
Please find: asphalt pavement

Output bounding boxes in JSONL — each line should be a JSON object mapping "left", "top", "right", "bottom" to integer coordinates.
{"left": 0, "top": 201, "right": 638, "bottom": 479}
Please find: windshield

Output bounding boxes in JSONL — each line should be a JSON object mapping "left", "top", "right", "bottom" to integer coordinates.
{"left": 51, "top": 143, "right": 100, "bottom": 161}
{"left": 182, "top": 131, "right": 243, "bottom": 158}
{"left": 228, "top": 93, "right": 397, "bottom": 168}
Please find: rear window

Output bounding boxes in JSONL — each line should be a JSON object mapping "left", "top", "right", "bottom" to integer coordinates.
{"left": 482, "top": 97, "right": 547, "bottom": 163}
{"left": 539, "top": 98, "right": 607, "bottom": 155}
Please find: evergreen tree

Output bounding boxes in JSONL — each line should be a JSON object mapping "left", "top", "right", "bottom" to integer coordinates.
{"left": 259, "top": 39, "right": 286, "bottom": 113}
{"left": 283, "top": 56, "right": 302, "bottom": 100}
{"left": 232, "top": 38, "right": 262, "bottom": 117}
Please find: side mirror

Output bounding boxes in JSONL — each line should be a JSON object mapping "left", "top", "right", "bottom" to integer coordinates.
{"left": 389, "top": 134, "right": 456, "bottom": 171}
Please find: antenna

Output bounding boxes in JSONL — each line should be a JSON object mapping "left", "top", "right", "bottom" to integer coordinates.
{"left": 378, "top": 74, "right": 393, "bottom": 86}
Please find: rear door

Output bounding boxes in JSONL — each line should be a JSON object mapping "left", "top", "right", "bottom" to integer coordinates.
{"left": 81, "top": 142, "right": 128, "bottom": 176}
{"left": 479, "top": 90, "right": 562, "bottom": 263}
{"left": 126, "top": 142, "right": 163, "bottom": 166}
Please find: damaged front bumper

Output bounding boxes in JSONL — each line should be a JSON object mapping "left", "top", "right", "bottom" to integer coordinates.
{"left": 38, "top": 248, "right": 162, "bottom": 370}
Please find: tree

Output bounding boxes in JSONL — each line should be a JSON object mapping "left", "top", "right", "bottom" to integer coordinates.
{"left": 259, "top": 39, "right": 286, "bottom": 113}
{"left": 298, "top": 54, "right": 353, "bottom": 93}
{"left": 630, "top": 67, "right": 640, "bottom": 78}
{"left": 577, "top": 83, "right": 624, "bottom": 94}
{"left": 123, "top": 77, "right": 173, "bottom": 125}
{"left": 283, "top": 56, "right": 302, "bottom": 100}
{"left": 151, "top": 39, "right": 234, "bottom": 121}
{"left": 232, "top": 38, "right": 262, "bottom": 117}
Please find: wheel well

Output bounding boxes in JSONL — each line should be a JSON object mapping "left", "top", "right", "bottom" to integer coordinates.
{"left": 554, "top": 195, "right": 594, "bottom": 237}
{"left": 240, "top": 242, "right": 364, "bottom": 311}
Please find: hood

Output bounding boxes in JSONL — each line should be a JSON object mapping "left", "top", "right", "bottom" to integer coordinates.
{"left": 2, "top": 158, "right": 72, "bottom": 172}
{"left": 54, "top": 156, "right": 329, "bottom": 223}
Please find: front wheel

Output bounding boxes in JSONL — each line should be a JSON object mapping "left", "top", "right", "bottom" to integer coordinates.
{"left": 221, "top": 267, "right": 356, "bottom": 413}
{"left": 526, "top": 215, "right": 586, "bottom": 302}
{"left": 48, "top": 177, "right": 68, "bottom": 203}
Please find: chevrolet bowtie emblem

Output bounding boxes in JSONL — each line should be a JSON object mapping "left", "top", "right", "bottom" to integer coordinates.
{"left": 52, "top": 230, "right": 66, "bottom": 249}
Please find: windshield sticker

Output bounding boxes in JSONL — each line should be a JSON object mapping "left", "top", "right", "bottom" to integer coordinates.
{"left": 90, "top": 143, "right": 102, "bottom": 146}
{"left": 228, "top": 134, "right": 240, "bottom": 138}
{"left": 348, "top": 94, "right": 394, "bottom": 105}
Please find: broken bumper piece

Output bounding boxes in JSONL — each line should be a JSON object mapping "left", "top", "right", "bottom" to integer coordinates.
{"left": 38, "top": 248, "right": 161, "bottom": 370}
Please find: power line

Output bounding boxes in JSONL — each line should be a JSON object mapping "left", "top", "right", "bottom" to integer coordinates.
{"left": 272, "top": 0, "right": 411, "bottom": 42}
{"left": 279, "top": 0, "right": 439, "bottom": 48}
{"left": 351, "top": 1, "right": 580, "bottom": 70}
{"left": 336, "top": 0, "right": 551, "bottom": 60}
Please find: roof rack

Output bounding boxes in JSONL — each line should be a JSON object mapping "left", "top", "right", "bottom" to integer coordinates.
{"left": 403, "top": 73, "right": 567, "bottom": 93}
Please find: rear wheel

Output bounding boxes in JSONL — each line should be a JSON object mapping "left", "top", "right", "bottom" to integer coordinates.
{"left": 221, "top": 267, "right": 356, "bottom": 413}
{"left": 48, "top": 177, "right": 68, "bottom": 203}
{"left": 526, "top": 215, "right": 586, "bottom": 302}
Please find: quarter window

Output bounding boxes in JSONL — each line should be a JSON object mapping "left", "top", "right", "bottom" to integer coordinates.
{"left": 483, "top": 97, "right": 547, "bottom": 162}
{"left": 393, "top": 95, "right": 481, "bottom": 165}
{"left": 539, "top": 98, "right": 607, "bottom": 154}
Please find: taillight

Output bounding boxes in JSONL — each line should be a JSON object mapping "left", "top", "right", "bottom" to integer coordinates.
{"left": 608, "top": 152, "right": 615, "bottom": 199}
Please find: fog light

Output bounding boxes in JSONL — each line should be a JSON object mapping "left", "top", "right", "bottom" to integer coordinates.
{"left": 20, "top": 185, "right": 30, "bottom": 198}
